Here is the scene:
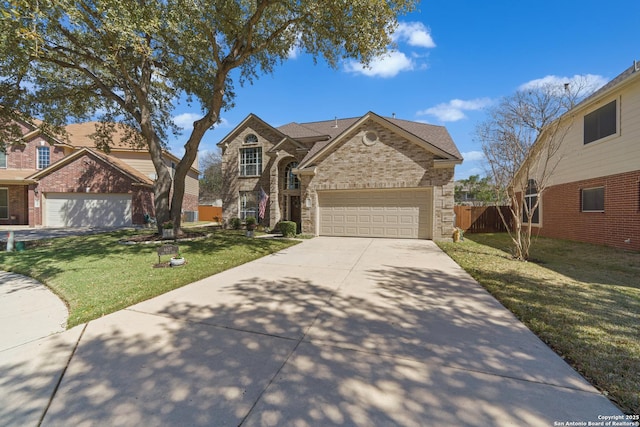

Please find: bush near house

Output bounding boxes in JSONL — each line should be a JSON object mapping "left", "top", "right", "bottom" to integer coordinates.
{"left": 279, "top": 221, "right": 297, "bottom": 238}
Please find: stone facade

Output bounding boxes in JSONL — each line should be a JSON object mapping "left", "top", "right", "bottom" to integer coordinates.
{"left": 299, "top": 121, "right": 456, "bottom": 239}
{"left": 220, "top": 115, "right": 460, "bottom": 240}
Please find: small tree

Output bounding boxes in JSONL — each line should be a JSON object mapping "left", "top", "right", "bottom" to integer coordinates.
{"left": 199, "top": 150, "right": 223, "bottom": 204}
{"left": 476, "top": 79, "right": 596, "bottom": 260}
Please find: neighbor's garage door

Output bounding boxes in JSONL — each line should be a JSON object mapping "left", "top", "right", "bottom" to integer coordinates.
{"left": 318, "top": 188, "right": 432, "bottom": 239}
{"left": 45, "top": 193, "right": 132, "bottom": 227}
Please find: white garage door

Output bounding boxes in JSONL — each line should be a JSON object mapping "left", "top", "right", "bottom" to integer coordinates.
{"left": 45, "top": 193, "right": 132, "bottom": 227}
{"left": 318, "top": 189, "right": 432, "bottom": 239}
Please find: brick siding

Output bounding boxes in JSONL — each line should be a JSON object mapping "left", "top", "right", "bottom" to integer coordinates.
{"left": 221, "top": 118, "right": 457, "bottom": 239}
{"left": 33, "top": 152, "right": 153, "bottom": 225}
{"left": 539, "top": 170, "right": 640, "bottom": 251}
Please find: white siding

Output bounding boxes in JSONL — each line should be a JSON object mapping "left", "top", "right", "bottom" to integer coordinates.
{"left": 547, "top": 78, "right": 640, "bottom": 187}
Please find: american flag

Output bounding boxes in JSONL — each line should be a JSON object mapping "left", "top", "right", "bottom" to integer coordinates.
{"left": 258, "top": 187, "right": 269, "bottom": 220}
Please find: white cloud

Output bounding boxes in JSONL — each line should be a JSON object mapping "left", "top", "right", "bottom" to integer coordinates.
{"left": 417, "top": 98, "right": 493, "bottom": 122}
{"left": 173, "top": 113, "right": 229, "bottom": 130}
{"left": 173, "top": 113, "right": 201, "bottom": 129}
{"left": 393, "top": 22, "right": 436, "bottom": 48}
{"left": 519, "top": 74, "right": 608, "bottom": 94}
{"left": 345, "top": 51, "right": 414, "bottom": 78}
{"left": 462, "top": 150, "right": 484, "bottom": 162}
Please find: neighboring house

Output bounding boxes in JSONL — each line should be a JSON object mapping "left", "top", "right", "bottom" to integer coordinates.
{"left": 0, "top": 120, "right": 199, "bottom": 227}
{"left": 514, "top": 60, "right": 640, "bottom": 251}
{"left": 218, "top": 112, "right": 462, "bottom": 239}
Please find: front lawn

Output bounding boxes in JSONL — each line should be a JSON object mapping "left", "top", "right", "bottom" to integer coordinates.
{"left": 0, "top": 228, "right": 299, "bottom": 328}
{"left": 437, "top": 234, "right": 639, "bottom": 415}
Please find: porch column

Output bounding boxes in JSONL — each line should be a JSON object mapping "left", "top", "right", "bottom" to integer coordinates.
{"left": 268, "top": 151, "right": 282, "bottom": 227}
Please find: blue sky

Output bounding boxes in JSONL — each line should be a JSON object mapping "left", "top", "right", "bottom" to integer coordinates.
{"left": 169, "top": 0, "right": 640, "bottom": 180}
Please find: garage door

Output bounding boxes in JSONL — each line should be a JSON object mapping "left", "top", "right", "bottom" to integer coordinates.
{"left": 318, "top": 189, "right": 432, "bottom": 239}
{"left": 45, "top": 193, "right": 132, "bottom": 227}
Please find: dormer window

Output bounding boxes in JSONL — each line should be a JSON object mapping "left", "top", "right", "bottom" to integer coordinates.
{"left": 244, "top": 134, "right": 258, "bottom": 144}
{"left": 0, "top": 151, "right": 6, "bottom": 168}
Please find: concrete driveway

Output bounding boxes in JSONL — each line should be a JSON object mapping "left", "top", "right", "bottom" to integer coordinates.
{"left": 0, "top": 237, "right": 621, "bottom": 426}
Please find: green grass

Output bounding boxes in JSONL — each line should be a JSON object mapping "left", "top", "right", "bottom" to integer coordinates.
{"left": 0, "top": 228, "right": 299, "bottom": 328}
{"left": 437, "top": 234, "right": 639, "bottom": 415}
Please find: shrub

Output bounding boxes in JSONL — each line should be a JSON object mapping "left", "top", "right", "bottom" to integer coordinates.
{"left": 162, "top": 220, "right": 173, "bottom": 229}
{"left": 279, "top": 221, "right": 297, "bottom": 237}
{"left": 230, "top": 217, "right": 242, "bottom": 230}
{"left": 245, "top": 216, "right": 257, "bottom": 227}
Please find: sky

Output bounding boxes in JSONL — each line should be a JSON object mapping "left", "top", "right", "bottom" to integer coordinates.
{"left": 168, "top": 0, "right": 640, "bottom": 180}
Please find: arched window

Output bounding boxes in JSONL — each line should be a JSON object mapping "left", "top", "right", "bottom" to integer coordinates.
{"left": 244, "top": 134, "right": 258, "bottom": 144}
{"left": 285, "top": 162, "right": 300, "bottom": 190}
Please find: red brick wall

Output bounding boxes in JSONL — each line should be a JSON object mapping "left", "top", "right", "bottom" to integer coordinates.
{"left": 0, "top": 186, "right": 28, "bottom": 225}
{"left": 33, "top": 152, "right": 154, "bottom": 225}
{"left": 539, "top": 170, "right": 640, "bottom": 251}
{"left": 7, "top": 137, "right": 65, "bottom": 169}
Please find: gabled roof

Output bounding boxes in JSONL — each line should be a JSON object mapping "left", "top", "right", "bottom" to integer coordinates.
{"left": 64, "top": 122, "right": 146, "bottom": 151}
{"left": 572, "top": 60, "right": 640, "bottom": 113}
{"left": 217, "top": 113, "right": 288, "bottom": 148}
{"left": 64, "top": 121, "right": 199, "bottom": 173}
{"left": 27, "top": 147, "right": 154, "bottom": 186}
{"left": 295, "top": 112, "right": 462, "bottom": 168}
{"left": 219, "top": 112, "right": 462, "bottom": 168}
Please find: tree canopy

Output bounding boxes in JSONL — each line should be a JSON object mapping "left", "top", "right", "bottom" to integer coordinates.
{"left": 1, "top": 0, "right": 417, "bottom": 231}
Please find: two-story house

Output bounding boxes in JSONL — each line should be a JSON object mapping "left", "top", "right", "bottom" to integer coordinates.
{"left": 0, "top": 120, "right": 199, "bottom": 227}
{"left": 514, "top": 60, "right": 640, "bottom": 251}
{"left": 218, "top": 112, "right": 462, "bottom": 240}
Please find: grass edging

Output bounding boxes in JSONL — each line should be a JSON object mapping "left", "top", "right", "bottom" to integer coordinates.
{"left": 0, "top": 229, "right": 300, "bottom": 328}
{"left": 437, "top": 234, "right": 639, "bottom": 415}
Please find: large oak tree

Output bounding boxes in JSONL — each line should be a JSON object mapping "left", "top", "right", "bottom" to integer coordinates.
{"left": 1, "top": 0, "right": 416, "bottom": 233}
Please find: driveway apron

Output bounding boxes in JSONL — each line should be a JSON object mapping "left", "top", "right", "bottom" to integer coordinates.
{"left": 1, "top": 237, "right": 622, "bottom": 426}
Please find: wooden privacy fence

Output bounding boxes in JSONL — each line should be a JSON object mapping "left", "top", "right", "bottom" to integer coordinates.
{"left": 454, "top": 206, "right": 512, "bottom": 233}
{"left": 198, "top": 205, "right": 223, "bottom": 222}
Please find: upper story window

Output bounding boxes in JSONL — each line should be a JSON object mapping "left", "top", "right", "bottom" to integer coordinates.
{"left": 240, "top": 147, "right": 262, "bottom": 176}
{"left": 584, "top": 100, "right": 617, "bottom": 145}
{"left": 244, "top": 134, "right": 258, "bottom": 144}
{"left": 0, "top": 151, "right": 6, "bottom": 168}
{"left": 37, "top": 146, "right": 50, "bottom": 169}
{"left": 285, "top": 162, "right": 300, "bottom": 189}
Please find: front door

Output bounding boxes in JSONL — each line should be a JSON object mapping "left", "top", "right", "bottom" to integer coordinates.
{"left": 290, "top": 196, "right": 301, "bottom": 233}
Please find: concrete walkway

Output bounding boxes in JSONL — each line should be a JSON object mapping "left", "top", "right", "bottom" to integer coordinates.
{"left": 0, "top": 237, "right": 622, "bottom": 426}
{"left": 0, "top": 271, "right": 67, "bottom": 352}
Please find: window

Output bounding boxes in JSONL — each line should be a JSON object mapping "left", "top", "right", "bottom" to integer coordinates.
{"left": 582, "top": 187, "right": 604, "bottom": 212}
{"left": 244, "top": 134, "right": 258, "bottom": 144}
{"left": 37, "top": 146, "right": 50, "bottom": 169}
{"left": 239, "top": 191, "right": 258, "bottom": 219}
{"left": 0, "top": 188, "right": 8, "bottom": 219}
{"left": 523, "top": 179, "right": 540, "bottom": 225}
{"left": 584, "top": 100, "right": 617, "bottom": 144}
{"left": 240, "top": 147, "right": 262, "bottom": 176}
{"left": 285, "top": 162, "right": 300, "bottom": 190}
{"left": 0, "top": 151, "right": 6, "bottom": 168}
